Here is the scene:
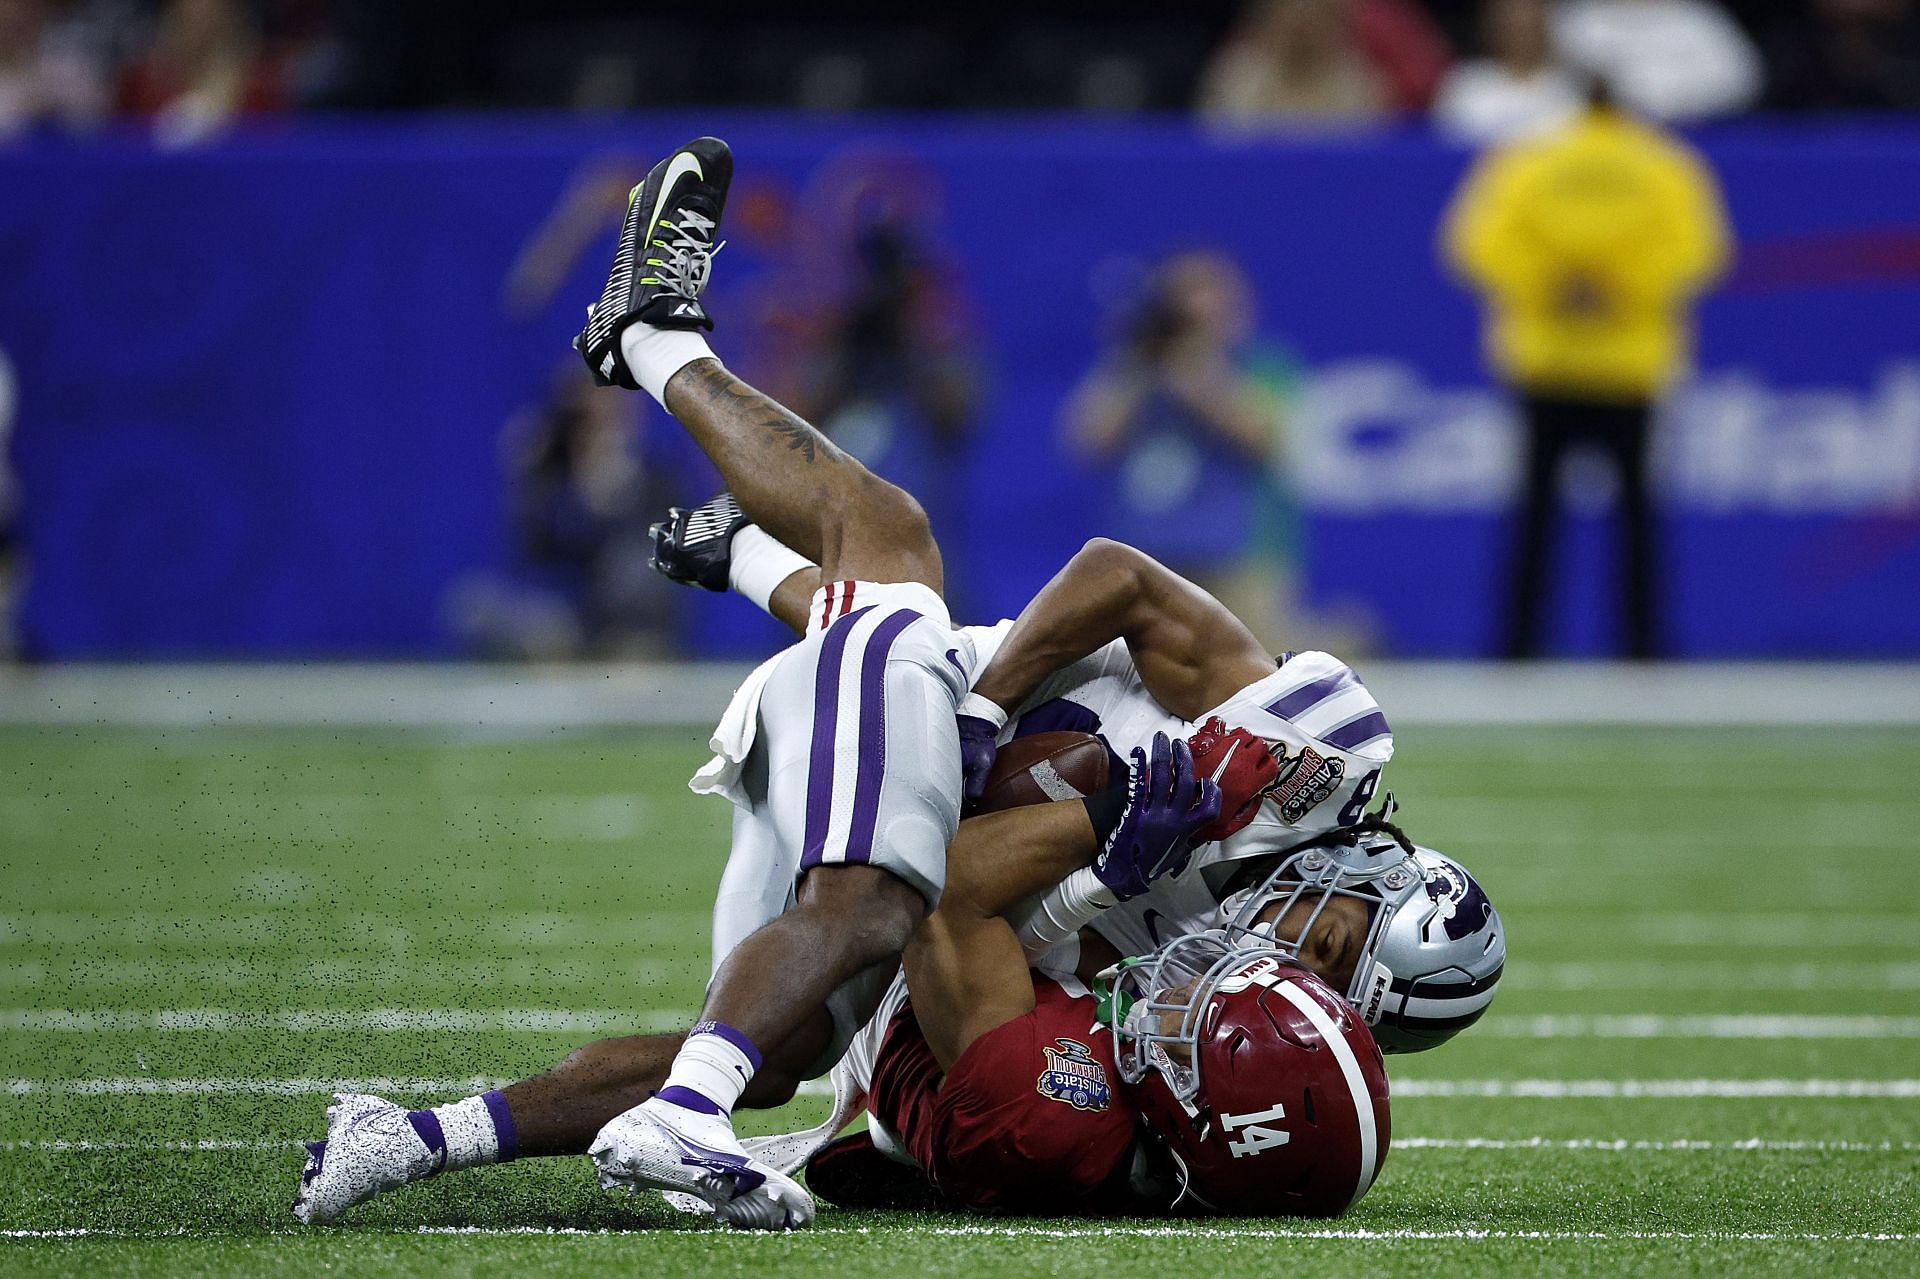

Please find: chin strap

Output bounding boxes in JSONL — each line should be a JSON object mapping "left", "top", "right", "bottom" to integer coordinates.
{"left": 1091, "top": 970, "right": 1136, "bottom": 1030}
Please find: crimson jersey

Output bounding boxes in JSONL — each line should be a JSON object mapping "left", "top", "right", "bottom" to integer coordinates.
{"left": 867, "top": 972, "right": 1138, "bottom": 1214}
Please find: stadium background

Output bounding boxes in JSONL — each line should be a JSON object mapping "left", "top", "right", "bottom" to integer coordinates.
{"left": 2, "top": 1, "right": 1918, "bottom": 1275}
{"left": 8, "top": 120, "right": 1920, "bottom": 659}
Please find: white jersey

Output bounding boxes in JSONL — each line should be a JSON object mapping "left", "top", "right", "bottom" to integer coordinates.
{"left": 961, "top": 624, "right": 1393, "bottom": 962}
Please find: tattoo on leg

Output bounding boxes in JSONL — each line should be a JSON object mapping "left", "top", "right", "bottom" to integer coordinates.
{"left": 681, "top": 361, "right": 846, "bottom": 465}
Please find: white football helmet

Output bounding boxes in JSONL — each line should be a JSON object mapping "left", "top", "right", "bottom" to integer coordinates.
{"left": 1219, "top": 824, "right": 1504, "bottom": 1053}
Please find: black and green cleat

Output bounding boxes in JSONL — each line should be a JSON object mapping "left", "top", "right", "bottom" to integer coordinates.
{"left": 574, "top": 135, "right": 733, "bottom": 389}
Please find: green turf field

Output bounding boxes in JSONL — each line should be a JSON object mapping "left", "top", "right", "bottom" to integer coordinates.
{"left": 3, "top": 722, "right": 1917, "bottom": 1277}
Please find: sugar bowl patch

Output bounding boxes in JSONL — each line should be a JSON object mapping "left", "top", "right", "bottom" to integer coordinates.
{"left": 1037, "top": 1038, "right": 1113, "bottom": 1113}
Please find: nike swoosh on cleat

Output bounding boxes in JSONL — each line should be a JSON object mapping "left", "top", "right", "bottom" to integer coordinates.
{"left": 647, "top": 152, "right": 706, "bottom": 254}
{"left": 650, "top": 1123, "right": 767, "bottom": 1195}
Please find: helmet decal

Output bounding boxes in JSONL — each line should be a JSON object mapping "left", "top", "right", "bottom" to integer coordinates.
{"left": 1420, "top": 860, "right": 1494, "bottom": 943}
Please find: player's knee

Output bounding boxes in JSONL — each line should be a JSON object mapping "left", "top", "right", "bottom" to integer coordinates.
{"left": 798, "top": 864, "right": 923, "bottom": 962}
{"left": 853, "top": 469, "right": 934, "bottom": 549}
{"left": 1075, "top": 536, "right": 1146, "bottom": 581}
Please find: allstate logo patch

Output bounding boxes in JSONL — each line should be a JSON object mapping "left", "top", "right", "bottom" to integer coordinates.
{"left": 1037, "top": 1038, "right": 1113, "bottom": 1113}
{"left": 1271, "top": 744, "right": 1345, "bottom": 824}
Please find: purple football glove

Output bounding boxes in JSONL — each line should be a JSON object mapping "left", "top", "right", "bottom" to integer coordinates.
{"left": 957, "top": 714, "right": 1001, "bottom": 811}
{"left": 1093, "top": 732, "right": 1223, "bottom": 902}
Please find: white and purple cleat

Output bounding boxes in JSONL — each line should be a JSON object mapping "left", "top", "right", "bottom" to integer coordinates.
{"left": 590, "top": 1096, "right": 815, "bottom": 1230}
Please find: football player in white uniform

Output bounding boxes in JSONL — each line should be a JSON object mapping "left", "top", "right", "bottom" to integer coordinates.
{"left": 652, "top": 514, "right": 1504, "bottom": 1053}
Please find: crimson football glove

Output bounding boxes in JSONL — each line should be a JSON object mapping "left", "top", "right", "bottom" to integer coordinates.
{"left": 1186, "top": 716, "right": 1280, "bottom": 844}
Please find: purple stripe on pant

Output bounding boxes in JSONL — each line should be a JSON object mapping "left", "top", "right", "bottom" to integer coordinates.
{"left": 842, "top": 609, "right": 924, "bottom": 865}
{"left": 801, "top": 605, "right": 876, "bottom": 866}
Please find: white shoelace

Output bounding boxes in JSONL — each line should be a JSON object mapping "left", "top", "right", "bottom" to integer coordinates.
{"left": 652, "top": 210, "right": 726, "bottom": 298}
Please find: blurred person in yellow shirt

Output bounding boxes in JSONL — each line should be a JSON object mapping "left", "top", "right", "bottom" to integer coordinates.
{"left": 1442, "top": 80, "right": 1731, "bottom": 658}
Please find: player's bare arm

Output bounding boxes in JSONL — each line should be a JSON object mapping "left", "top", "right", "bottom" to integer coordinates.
{"left": 902, "top": 802, "right": 1092, "bottom": 1068}
{"left": 905, "top": 733, "right": 1219, "bottom": 1069}
{"left": 969, "top": 538, "right": 1274, "bottom": 723}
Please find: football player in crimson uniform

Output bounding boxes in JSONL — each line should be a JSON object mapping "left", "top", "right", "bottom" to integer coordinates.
{"left": 811, "top": 730, "right": 1391, "bottom": 1216}
{"left": 652, "top": 510, "right": 1505, "bottom": 1053}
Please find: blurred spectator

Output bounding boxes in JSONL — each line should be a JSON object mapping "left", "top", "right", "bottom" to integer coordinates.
{"left": 1765, "top": 0, "right": 1920, "bottom": 110}
{"left": 798, "top": 216, "right": 979, "bottom": 459}
{"left": 0, "top": 0, "right": 108, "bottom": 138}
{"left": 449, "top": 367, "right": 681, "bottom": 660}
{"left": 1443, "top": 81, "right": 1731, "bottom": 658}
{"left": 723, "top": 148, "right": 984, "bottom": 609}
{"left": 1552, "top": 0, "right": 1763, "bottom": 120}
{"left": 117, "top": 0, "right": 284, "bottom": 144}
{"left": 1196, "top": 0, "right": 1391, "bottom": 126}
{"left": 1433, "top": 0, "right": 1584, "bottom": 143}
{"left": 1065, "top": 251, "right": 1340, "bottom": 652}
{"left": 1353, "top": 0, "right": 1454, "bottom": 111}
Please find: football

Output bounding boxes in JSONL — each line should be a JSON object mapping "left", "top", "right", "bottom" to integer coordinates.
{"left": 977, "top": 730, "right": 1112, "bottom": 811}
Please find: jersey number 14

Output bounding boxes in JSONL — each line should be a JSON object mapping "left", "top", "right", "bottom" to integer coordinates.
{"left": 1221, "top": 1104, "right": 1291, "bottom": 1158}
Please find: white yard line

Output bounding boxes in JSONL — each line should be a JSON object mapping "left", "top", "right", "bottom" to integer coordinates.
{"left": 2, "top": 1226, "right": 1916, "bottom": 1242}
{"left": 7, "top": 910, "right": 1913, "bottom": 950}
{"left": 1480, "top": 1015, "right": 1920, "bottom": 1039}
{"left": 1391, "top": 1137, "right": 1920, "bottom": 1151}
{"left": 5, "top": 1136, "right": 1914, "bottom": 1155}
{"left": 8, "top": 1009, "right": 1920, "bottom": 1040}
{"left": 1394, "top": 1079, "right": 1920, "bottom": 1098}
{"left": 1621, "top": 914, "right": 1920, "bottom": 948}
{"left": 5, "top": 1076, "right": 1915, "bottom": 1099}
{"left": 0, "top": 1008, "right": 697, "bottom": 1033}
{"left": 0, "top": 911, "right": 706, "bottom": 946}
{"left": 1509, "top": 960, "right": 1920, "bottom": 991}
{"left": 0, "top": 1140, "right": 286, "bottom": 1151}
{"left": 1, "top": 1076, "right": 839, "bottom": 1098}
{"left": 4, "top": 1076, "right": 515, "bottom": 1096}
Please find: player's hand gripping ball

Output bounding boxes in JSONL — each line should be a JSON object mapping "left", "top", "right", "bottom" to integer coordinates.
{"left": 957, "top": 713, "right": 1002, "bottom": 811}
{"left": 1094, "top": 732, "right": 1222, "bottom": 901}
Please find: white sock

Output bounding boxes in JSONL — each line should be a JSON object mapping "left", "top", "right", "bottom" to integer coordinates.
{"left": 728, "top": 525, "right": 814, "bottom": 615}
{"left": 658, "top": 1022, "right": 760, "bottom": 1116}
{"left": 620, "top": 324, "right": 716, "bottom": 408}
{"left": 411, "top": 1091, "right": 518, "bottom": 1171}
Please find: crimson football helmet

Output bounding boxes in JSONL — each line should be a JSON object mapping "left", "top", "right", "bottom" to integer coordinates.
{"left": 1103, "top": 932, "right": 1391, "bottom": 1217}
